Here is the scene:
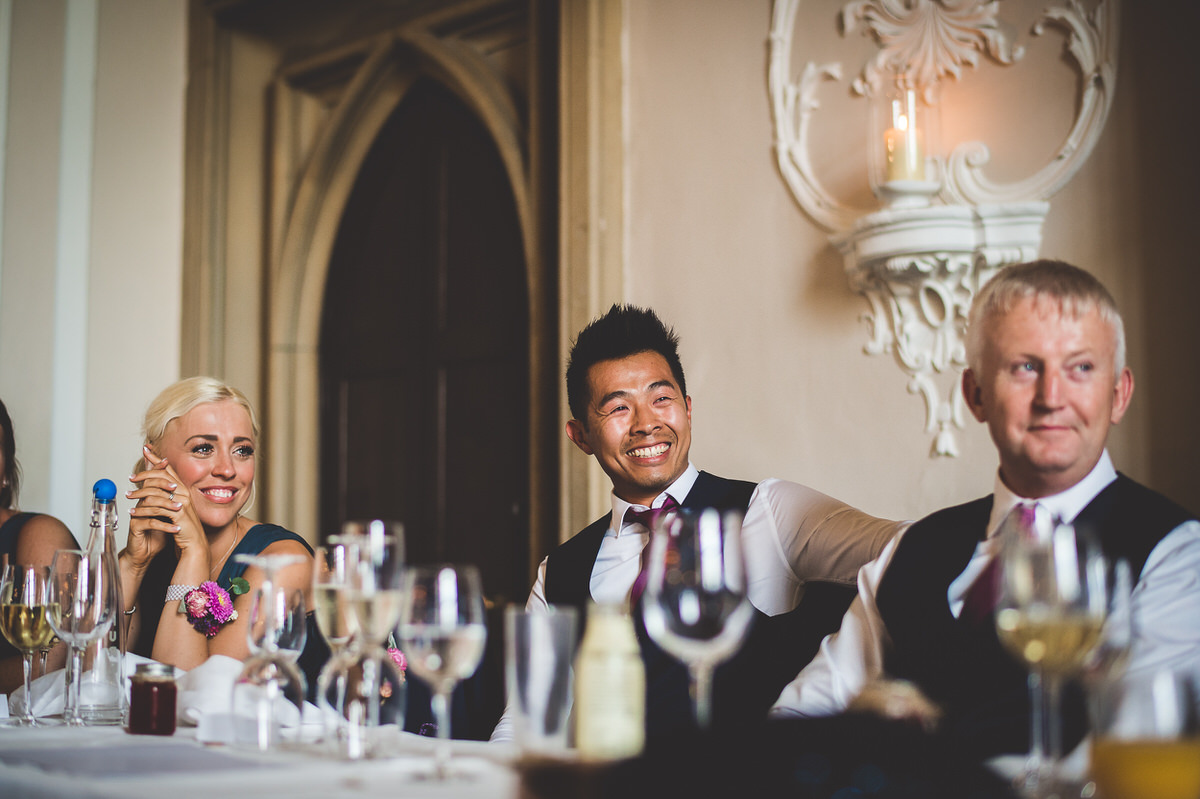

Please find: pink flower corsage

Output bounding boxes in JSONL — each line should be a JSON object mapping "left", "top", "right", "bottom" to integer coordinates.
{"left": 184, "top": 581, "right": 239, "bottom": 637}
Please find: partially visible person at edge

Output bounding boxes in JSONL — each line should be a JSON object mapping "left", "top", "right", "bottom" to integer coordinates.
{"left": 771, "top": 259, "right": 1200, "bottom": 759}
{"left": 118, "top": 377, "right": 328, "bottom": 694}
{"left": 0, "top": 398, "right": 77, "bottom": 693}
{"left": 491, "top": 304, "right": 906, "bottom": 742}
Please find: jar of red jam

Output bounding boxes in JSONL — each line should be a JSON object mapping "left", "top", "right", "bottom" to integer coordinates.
{"left": 128, "top": 662, "right": 177, "bottom": 735}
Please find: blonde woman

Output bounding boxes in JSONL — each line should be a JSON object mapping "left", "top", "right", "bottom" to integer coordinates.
{"left": 118, "top": 377, "right": 326, "bottom": 684}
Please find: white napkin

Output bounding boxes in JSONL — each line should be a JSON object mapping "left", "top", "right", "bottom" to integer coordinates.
{"left": 178, "top": 653, "right": 321, "bottom": 744}
{"left": 7, "top": 652, "right": 168, "bottom": 717}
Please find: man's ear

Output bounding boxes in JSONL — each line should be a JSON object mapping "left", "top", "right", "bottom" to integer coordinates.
{"left": 962, "top": 369, "right": 987, "bottom": 423}
{"left": 565, "top": 419, "right": 594, "bottom": 456}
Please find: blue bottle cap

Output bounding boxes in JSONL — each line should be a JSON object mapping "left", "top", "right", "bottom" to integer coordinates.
{"left": 93, "top": 479, "right": 117, "bottom": 502}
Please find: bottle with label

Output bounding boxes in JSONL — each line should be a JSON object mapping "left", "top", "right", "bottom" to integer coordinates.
{"left": 79, "top": 478, "right": 127, "bottom": 724}
{"left": 573, "top": 602, "right": 645, "bottom": 760}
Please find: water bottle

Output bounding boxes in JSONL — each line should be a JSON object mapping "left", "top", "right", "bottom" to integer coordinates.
{"left": 79, "top": 478, "right": 128, "bottom": 724}
{"left": 573, "top": 602, "right": 645, "bottom": 760}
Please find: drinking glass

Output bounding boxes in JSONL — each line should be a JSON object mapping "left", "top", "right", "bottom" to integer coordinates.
{"left": 316, "top": 523, "right": 406, "bottom": 759}
{"left": 231, "top": 553, "right": 307, "bottom": 750}
{"left": 398, "top": 564, "right": 487, "bottom": 778}
{"left": 1089, "top": 669, "right": 1200, "bottom": 799}
{"left": 45, "top": 549, "right": 117, "bottom": 726}
{"left": 0, "top": 564, "right": 56, "bottom": 726}
{"left": 995, "top": 513, "right": 1108, "bottom": 797}
{"left": 641, "top": 506, "right": 754, "bottom": 729}
{"left": 505, "top": 605, "right": 578, "bottom": 753}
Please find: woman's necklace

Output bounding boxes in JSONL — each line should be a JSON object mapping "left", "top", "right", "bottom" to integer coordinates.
{"left": 210, "top": 521, "right": 241, "bottom": 578}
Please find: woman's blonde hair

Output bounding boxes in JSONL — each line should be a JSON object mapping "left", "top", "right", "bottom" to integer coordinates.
{"left": 136, "top": 376, "right": 261, "bottom": 475}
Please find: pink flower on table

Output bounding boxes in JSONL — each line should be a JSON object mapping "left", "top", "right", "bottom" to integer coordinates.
{"left": 387, "top": 646, "right": 407, "bottom": 675}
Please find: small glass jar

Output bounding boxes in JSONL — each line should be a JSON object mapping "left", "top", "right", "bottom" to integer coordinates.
{"left": 128, "top": 662, "right": 177, "bottom": 735}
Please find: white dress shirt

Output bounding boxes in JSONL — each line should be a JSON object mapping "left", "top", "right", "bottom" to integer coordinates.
{"left": 770, "top": 450, "right": 1200, "bottom": 718}
{"left": 491, "top": 463, "right": 905, "bottom": 741}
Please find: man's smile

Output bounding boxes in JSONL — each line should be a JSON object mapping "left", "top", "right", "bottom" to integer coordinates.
{"left": 628, "top": 443, "right": 670, "bottom": 459}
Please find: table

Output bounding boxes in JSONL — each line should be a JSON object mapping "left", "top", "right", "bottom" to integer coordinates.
{"left": 0, "top": 724, "right": 523, "bottom": 799}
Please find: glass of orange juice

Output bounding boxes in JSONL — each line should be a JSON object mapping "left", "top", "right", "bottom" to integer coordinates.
{"left": 1089, "top": 669, "right": 1200, "bottom": 799}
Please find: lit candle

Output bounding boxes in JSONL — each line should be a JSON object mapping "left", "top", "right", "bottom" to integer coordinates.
{"left": 884, "top": 97, "right": 924, "bottom": 182}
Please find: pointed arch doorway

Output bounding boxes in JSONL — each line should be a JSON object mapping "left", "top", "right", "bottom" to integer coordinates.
{"left": 318, "top": 78, "right": 530, "bottom": 609}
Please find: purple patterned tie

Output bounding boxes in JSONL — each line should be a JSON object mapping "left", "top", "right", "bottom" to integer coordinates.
{"left": 961, "top": 502, "right": 1037, "bottom": 625}
{"left": 627, "top": 495, "right": 680, "bottom": 606}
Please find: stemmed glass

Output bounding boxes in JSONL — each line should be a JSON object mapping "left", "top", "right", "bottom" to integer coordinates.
{"left": 995, "top": 513, "right": 1108, "bottom": 797}
{"left": 398, "top": 564, "right": 487, "bottom": 779}
{"left": 231, "top": 553, "right": 307, "bottom": 750}
{"left": 641, "top": 506, "right": 754, "bottom": 728}
{"left": 316, "top": 522, "right": 406, "bottom": 759}
{"left": 0, "top": 564, "right": 56, "bottom": 726}
{"left": 45, "top": 549, "right": 117, "bottom": 726}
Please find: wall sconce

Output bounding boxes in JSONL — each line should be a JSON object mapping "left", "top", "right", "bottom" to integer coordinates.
{"left": 768, "top": 0, "right": 1119, "bottom": 457}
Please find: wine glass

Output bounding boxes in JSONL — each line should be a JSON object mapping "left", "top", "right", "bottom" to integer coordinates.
{"left": 316, "top": 523, "right": 406, "bottom": 759}
{"left": 641, "top": 506, "right": 754, "bottom": 728}
{"left": 397, "top": 564, "right": 487, "bottom": 778}
{"left": 231, "top": 553, "right": 307, "bottom": 750}
{"left": 995, "top": 511, "right": 1108, "bottom": 797}
{"left": 45, "top": 549, "right": 117, "bottom": 726}
{"left": 0, "top": 564, "right": 56, "bottom": 726}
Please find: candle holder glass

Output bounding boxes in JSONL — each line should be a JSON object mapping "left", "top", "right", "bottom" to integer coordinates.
{"left": 869, "top": 74, "right": 941, "bottom": 205}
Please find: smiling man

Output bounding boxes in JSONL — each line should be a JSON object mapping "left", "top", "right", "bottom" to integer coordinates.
{"left": 771, "top": 260, "right": 1200, "bottom": 759}
{"left": 491, "top": 304, "right": 904, "bottom": 741}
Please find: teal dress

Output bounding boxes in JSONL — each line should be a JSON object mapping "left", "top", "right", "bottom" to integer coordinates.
{"left": 132, "top": 523, "right": 330, "bottom": 702}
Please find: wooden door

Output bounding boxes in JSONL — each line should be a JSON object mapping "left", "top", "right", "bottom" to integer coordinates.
{"left": 319, "top": 78, "right": 530, "bottom": 613}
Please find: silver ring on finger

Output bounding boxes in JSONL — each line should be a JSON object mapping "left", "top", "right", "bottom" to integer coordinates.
{"left": 168, "top": 492, "right": 175, "bottom": 501}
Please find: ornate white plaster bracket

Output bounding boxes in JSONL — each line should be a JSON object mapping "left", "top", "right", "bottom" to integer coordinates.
{"left": 768, "top": 0, "right": 1119, "bottom": 457}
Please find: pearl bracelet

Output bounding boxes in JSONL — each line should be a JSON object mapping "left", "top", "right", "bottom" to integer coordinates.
{"left": 165, "top": 584, "right": 199, "bottom": 602}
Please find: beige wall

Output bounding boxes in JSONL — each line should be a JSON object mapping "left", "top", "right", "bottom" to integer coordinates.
{"left": 624, "top": 0, "right": 1199, "bottom": 520}
{"left": 1, "top": 0, "right": 1194, "bottom": 543}
{"left": 0, "top": 0, "right": 185, "bottom": 537}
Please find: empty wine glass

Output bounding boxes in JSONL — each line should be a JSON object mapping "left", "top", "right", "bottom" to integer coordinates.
{"left": 0, "top": 564, "right": 56, "bottom": 726}
{"left": 231, "top": 552, "right": 307, "bottom": 750}
{"left": 398, "top": 564, "right": 487, "bottom": 778}
{"left": 995, "top": 512, "right": 1108, "bottom": 797}
{"left": 641, "top": 506, "right": 754, "bottom": 729}
{"left": 316, "top": 523, "right": 406, "bottom": 759}
{"left": 45, "top": 549, "right": 117, "bottom": 727}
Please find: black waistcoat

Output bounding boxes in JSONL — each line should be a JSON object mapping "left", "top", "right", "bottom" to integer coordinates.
{"left": 876, "top": 473, "right": 1195, "bottom": 758}
{"left": 545, "top": 472, "right": 856, "bottom": 740}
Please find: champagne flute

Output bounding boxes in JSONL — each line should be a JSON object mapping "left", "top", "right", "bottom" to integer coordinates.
{"left": 995, "top": 513, "right": 1108, "bottom": 797}
{"left": 0, "top": 564, "right": 56, "bottom": 726}
{"left": 317, "top": 524, "right": 406, "bottom": 759}
{"left": 641, "top": 506, "right": 754, "bottom": 728}
{"left": 231, "top": 553, "right": 307, "bottom": 750}
{"left": 397, "top": 564, "right": 487, "bottom": 779}
{"left": 45, "top": 549, "right": 117, "bottom": 726}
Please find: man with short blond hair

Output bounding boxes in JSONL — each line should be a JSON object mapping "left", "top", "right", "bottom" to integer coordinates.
{"left": 772, "top": 260, "right": 1200, "bottom": 758}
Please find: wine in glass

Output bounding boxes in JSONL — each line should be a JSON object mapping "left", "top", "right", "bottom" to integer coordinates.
{"left": 641, "top": 506, "right": 754, "bottom": 728}
{"left": 231, "top": 553, "right": 308, "bottom": 750}
{"left": 0, "top": 564, "right": 56, "bottom": 726}
{"left": 397, "top": 564, "right": 487, "bottom": 778}
{"left": 316, "top": 523, "right": 406, "bottom": 759}
{"left": 45, "top": 549, "right": 118, "bottom": 726}
{"left": 995, "top": 511, "right": 1108, "bottom": 797}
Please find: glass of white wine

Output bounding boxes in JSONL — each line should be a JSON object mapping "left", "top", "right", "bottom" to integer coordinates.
{"left": 995, "top": 513, "right": 1108, "bottom": 797}
{"left": 316, "top": 522, "right": 406, "bottom": 759}
{"left": 0, "top": 564, "right": 57, "bottom": 726}
{"left": 397, "top": 564, "right": 487, "bottom": 779}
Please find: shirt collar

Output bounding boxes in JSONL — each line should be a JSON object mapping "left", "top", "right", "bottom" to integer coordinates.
{"left": 985, "top": 449, "right": 1118, "bottom": 539}
{"left": 609, "top": 462, "right": 699, "bottom": 537}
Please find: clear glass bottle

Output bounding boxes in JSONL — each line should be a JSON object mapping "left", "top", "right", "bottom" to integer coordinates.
{"left": 573, "top": 602, "right": 645, "bottom": 760}
{"left": 79, "top": 478, "right": 127, "bottom": 724}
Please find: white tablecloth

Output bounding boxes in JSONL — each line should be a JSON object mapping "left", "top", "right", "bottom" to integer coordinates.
{"left": 0, "top": 724, "right": 523, "bottom": 799}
